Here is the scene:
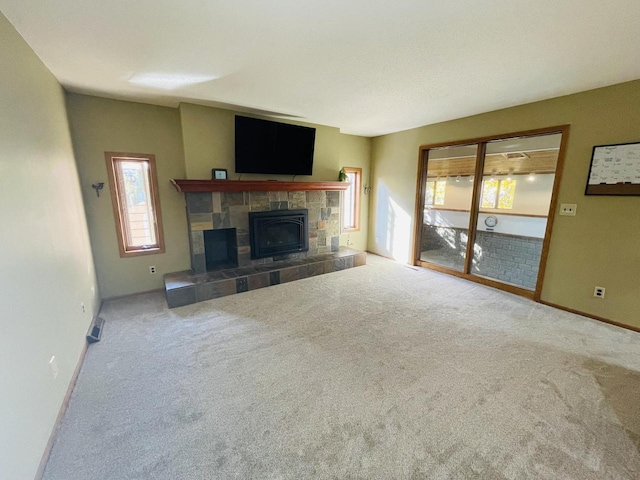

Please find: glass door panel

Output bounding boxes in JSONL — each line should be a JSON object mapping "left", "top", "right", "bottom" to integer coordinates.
{"left": 470, "top": 133, "right": 562, "bottom": 290}
{"left": 418, "top": 144, "right": 478, "bottom": 272}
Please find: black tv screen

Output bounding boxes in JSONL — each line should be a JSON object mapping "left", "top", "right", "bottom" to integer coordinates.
{"left": 235, "top": 116, "right": 316, "bottom": 175}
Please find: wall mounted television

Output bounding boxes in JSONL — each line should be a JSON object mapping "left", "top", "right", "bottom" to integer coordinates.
{"left": 235, "top": 115, "right": 316, "bottom": 175}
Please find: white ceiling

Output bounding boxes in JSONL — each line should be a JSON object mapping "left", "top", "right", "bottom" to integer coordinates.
{"left": 2, "top": 0, "right": 640, "bottom": 137}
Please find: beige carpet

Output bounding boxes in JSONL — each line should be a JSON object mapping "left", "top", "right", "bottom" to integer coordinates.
{"left": 44, "top": 254, "right": 640, "bottom": 479}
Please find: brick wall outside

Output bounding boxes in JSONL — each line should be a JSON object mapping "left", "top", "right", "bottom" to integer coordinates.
{"left": 420, "top": 224, "right": 542, "bottom": 290}
{"left": 473, "top": 231, "right": 542, "bottom": 290}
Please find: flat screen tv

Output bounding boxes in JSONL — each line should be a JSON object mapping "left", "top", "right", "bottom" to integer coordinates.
{"left": 235, "top": 115, "right": 316, "bottom": 175}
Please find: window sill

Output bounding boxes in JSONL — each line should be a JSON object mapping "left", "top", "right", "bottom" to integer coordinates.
{"left": 120, "top": 247, "right": 164, "bottom": 258}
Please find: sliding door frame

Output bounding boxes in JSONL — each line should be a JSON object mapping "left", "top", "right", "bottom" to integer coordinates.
{"left": 411, "top": 125, "right": 570, "bottom": 301}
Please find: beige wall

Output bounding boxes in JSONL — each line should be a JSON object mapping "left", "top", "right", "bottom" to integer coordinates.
{"left": 0, "top": 13, "right": 100, "bottom": 479}
{"left": 369, "top": 80, "right": 640, "bottom": 328}
{"left": 66, "top": 94, "right": 190, "bottom": 298}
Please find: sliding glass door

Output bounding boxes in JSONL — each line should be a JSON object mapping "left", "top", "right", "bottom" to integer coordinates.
{"left": 414, "top": 127, "right": 567, "bottom": 299}
{"left": 418, "top": 144, "right": 478, "bottom": 272}
{"left": 471, "top": 134, "right": 561, "bottom": 290}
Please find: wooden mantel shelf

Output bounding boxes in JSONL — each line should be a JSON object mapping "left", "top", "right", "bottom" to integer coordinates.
{"left": 171, "top": 179, "right": 350, "bottom": 193}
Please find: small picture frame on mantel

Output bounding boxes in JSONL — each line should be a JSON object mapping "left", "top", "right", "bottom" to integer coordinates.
{"left": 212, "top": 168, "right": 228, "bottom": 180}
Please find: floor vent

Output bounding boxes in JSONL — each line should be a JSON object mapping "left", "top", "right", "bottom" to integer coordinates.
{"left": 86, "top": 317, "right": 105, "bottom": 344}
{"left": 403, "top": 265, "right": 420, "bottom": 272}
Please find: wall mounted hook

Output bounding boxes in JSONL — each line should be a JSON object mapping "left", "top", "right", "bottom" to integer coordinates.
{"left": 91, "top": 182, "right": 104, "bottom": 197}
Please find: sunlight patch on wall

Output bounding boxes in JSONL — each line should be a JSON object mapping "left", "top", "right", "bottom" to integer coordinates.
{"left": 388, "top": 197, "right": 411, "bottom": 261}
{"left": 375, "top": 181, "right": 412, "bottom": 262}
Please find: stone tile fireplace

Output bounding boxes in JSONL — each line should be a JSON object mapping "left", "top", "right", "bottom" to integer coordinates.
{"left": 164, "top": 180, "right": 366, "bottom": 308}
{"left": 186, "top": 190, "right": 341, "bottom": 274}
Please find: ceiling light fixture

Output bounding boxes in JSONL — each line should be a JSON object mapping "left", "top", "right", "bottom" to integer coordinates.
{"left": 528, "top": 172, "right": 536, "bottom": 181}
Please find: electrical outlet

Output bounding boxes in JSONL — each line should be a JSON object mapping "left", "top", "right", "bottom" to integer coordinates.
{"left": 149, "top": 266, "right": 157, "bottom": 275}
{"left": 594, "top": 286, "right": 605, "bottom": 298}
{"left": 559, "top": 203, "right": 577, "bottom": 216}
{"left": 81, "top": 302, "right": 85, "bottom": 313}
{"left": 49, "top": 356, "right": 59, "bottom": 379}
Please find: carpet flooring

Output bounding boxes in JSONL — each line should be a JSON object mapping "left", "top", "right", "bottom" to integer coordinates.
{"left": 43, "top": 254, "right": 640, "bottom": 479}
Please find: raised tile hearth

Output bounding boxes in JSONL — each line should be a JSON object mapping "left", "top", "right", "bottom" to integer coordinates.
{"left": 164, "top": 247, "right": 366, "bottom": 308}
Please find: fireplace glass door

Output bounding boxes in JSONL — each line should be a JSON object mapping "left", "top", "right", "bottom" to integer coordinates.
{"left": 249, "top": 209, "right": 309, "bottom": 259}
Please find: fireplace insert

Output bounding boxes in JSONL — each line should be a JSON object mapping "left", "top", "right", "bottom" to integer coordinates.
{"left": 249, "top": 209, "right": 309, "bottom": 259}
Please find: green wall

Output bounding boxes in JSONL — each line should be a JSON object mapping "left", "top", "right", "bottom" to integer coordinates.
{"left": 66, "top": 94, "right": 190, "bottom": 299}
{"left": 179, "top": 102, "right": 372, "bottom": 250}
{"left": 369, "top": 80, "right": 640, "bottom": 328}
{"left": 0, "top": 13, "right": 100, "bottom": 479}
{"left": 62, "top": 58, "right": 639, "bottom": 328}
{"left": 339, "top": 134, "right": 372, "bottom": 251}
{"left": 179, "top": 102, "right": 343, "bottom": 181}
{"left": 67, "top": 99, "right": 372, "bottom": 297}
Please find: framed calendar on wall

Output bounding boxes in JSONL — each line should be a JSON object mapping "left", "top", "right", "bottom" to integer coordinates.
{"left": 585, "top": 141, "right": 640, "bottom": 195}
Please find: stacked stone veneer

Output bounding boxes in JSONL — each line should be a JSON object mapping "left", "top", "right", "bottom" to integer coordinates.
{"left": 186, "top": 190, "right": 341, "bottom": 274}
{"left": 420, "top": 224, "right": 543, "bottom": 290}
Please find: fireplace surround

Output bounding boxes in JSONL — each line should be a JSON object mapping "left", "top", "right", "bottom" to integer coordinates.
{"left": 165, "top": 184, "right": 366, "bottom": 308}
{"left": 185, "top": 190, "right": 341, "bottom": 274}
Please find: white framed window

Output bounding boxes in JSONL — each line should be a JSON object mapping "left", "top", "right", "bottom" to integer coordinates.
{"left": 105, "top": 152, "right": 165, "bottom": 257}
{"left": 341, "top": 167, "right": 362, "bottom": 232}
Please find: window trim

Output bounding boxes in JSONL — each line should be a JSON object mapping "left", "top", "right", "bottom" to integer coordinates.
{"left": 105, "top": 152, "right": 165, "bottom": 257}
{"left": 341, "top": 167, "right": 362, "bottom": 232}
